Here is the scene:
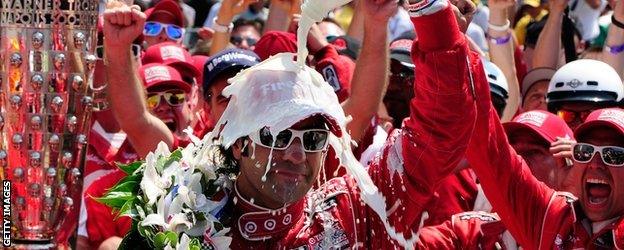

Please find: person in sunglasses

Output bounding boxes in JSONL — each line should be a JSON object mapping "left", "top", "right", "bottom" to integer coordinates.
{"left": 138, "top": 63, "right": 195, "bottom": 146}
{"left": 103, "top": 0, "right": 487, "bottom": 248}
{"left": 412, "top": 110, "right": 576, "bottom": 248}
{"left": 229, "top": 19, "right": 262, "bottom": 51}
{"left": 143, "top": 0, "right": 186, "bottom": 47}
{"left": 463, "top": 6, "right": 624, "bottom": 244}
{"left": 546, "top": 59, "right": 624, "bottom": 130}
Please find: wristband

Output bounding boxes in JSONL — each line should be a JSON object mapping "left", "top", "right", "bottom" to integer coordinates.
{"left": 212, "top": 17, "right": 233, "bottom": 33}
{"left": 613, "top": 15, "right": 624, "bottom": 30}
{"left": 488, "top": 33, "right": 512, "bottom": 45}
{"left": 407, "top": 0, "right": 448, "bottom": 17}
{"left": 488, "top": 19, "right": 510, "bottom": 32}
{"left": 606, "top": 43, "right": 624, "bottom": 54}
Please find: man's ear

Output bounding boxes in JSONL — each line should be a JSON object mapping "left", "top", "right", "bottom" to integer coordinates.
{"left": 231, "top": 137, "right": 249, "bottom": 160}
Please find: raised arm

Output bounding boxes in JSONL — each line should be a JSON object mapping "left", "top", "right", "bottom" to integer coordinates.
{"left": 340, "top": 0, "right": 394, "bottom": 142}
{"left": 603, "top": 0, "right": 624, "bottom": 79}
{"left": 103, "top": 4, "right": 174, "bottom": 158}
{"left": 532, "top": 0, "right": 569, "bottom": 69}
{"left": 487, "top": 0, "right": 520, "bottom": 122}
{"left": 209, "top": 0, "right": 258, "bottom": 55}
{"left": 465, "top": 26, "right": 562, "bottom": 249}
{"left": 365, "top": 0, "right": 479, "bottom": 238}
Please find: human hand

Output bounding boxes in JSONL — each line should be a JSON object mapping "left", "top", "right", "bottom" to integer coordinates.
{"left": 198, "top": 27, "right": 215, "bottom": 41}
{"left": 102, "top": 3, "right": 145, "bottom": 50}
{"left": 218, "top": 0, "right": 259, "bottom": 22}
{"left": 362, "top": 0, "right": 399, "bottom": 23}
{"left": 550, "top": 137, "right": 576, "bottom": 159}
{"left": 272, "top": 0, "right": 303, "bottom": 15}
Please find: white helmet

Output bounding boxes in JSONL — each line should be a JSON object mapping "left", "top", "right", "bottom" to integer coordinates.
{"left": 547, "top": 59, "right": 623, "bottom": 111}
{"left": 482, "top": 59, "right": 509, "bottom": 101}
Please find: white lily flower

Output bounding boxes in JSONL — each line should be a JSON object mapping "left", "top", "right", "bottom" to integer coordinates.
{"left": 154, "top": 141, "right": 172, "bottom": 158}
{"left": 141, "top": 197, "right": 167, "bottom": 227}
{"left": 168, "top": 212, "right": 193, "bottom": 233}
{"left": 140, "top": 163, "right": 168, "bottom": 205}
{"left": 204, "top": 226, "right": 232, "bottom": 250}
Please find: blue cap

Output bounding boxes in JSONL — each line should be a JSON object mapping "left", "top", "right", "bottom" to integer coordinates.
{"left": 203, "top": 49, "right": 260, "bottom": 97}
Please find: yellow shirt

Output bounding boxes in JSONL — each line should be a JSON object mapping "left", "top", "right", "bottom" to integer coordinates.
{"left": 514, "top": 9, "right": 548, "bottom": 45}
{"left": 334, "top": 5, "right": 355, "bottom": 31}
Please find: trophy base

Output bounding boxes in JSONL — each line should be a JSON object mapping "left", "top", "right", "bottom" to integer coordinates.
{"left": 6, "top": 240, "right": 60, "bottom": 250}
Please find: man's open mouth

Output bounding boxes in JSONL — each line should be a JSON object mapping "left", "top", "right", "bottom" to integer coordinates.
{"left": 586, "top": 178, "right": 611, "bottom": 207}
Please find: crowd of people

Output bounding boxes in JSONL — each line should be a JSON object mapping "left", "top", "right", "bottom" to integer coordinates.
{"left": 71, "top": 0, "right": 624, "bottom": 248}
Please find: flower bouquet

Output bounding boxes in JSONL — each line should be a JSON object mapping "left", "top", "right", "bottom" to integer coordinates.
{"left": 97, "top": 134, "right": 237, "bottom": 250}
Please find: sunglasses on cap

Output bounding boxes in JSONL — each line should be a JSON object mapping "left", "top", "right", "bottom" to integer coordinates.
{"left": 249, "top": 127, "right": 330, "bottom": 152}
{"left": 230, "top": 35, "right": 257, "bottom": 47}
{"left": 557, "top": 109, "right": 592, "bottom": 124}
{"left": 95, "top": 44, "right": 141, "bottom": 60}
{"left": 572, "top": 143, "right": 624, "bottom": 167}
{"left": 146, "top": 90, "right": 187, "bottom": 109}
{"left": 143, "top": 21, "right": 184, "bottom": 40}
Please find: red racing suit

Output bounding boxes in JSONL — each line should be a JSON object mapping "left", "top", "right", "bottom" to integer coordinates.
{"left": 417, "top": 211, "right": 516, "bottom": 249}
{"left": 464, "top": 38, "right": 624, "bottom": 248}
{"left": 228, "top": 6, "right": 484, "bottom": 249}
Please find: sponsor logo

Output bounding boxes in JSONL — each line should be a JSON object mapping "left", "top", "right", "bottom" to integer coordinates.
{"left": 322, "top": 65, "right": 340, "bottom": 92}
{"left": 516, "top": 111, "right": 548, "bottom": 127}
{"left": 160, "top": 46, "right": 186, "bottom": 62}
{"left": 566, "top": 79, "right": 582, "bottom": 88}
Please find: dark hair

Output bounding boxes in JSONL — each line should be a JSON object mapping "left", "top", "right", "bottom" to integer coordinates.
{"left": 233, "top": 18, "right": 264, "bottom": 34}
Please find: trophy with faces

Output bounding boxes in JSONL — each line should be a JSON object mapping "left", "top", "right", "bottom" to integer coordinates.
{"left": 0, "top": 0, "right": 99, "bottom": 248}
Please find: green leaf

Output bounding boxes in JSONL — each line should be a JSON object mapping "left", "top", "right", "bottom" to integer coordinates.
{"left": 94, "top": 191, "right": 134, "bottom": 209}
{"left": 153, "top": 232, "right": 167, "bottom": 249}
{"left": 165, "top": 231, "right": 178, "bottom": 248}
{"left": 108, "top": 181, "right": 139, "bottom": 194}
{"left": 136, "top": 204, "right": 146, "bottom": 219}
{"left": 118, "top": 198, "right": 139, "bottom": 219}
{"left": 118, "top": 161, "right": 144, "bottom": 175}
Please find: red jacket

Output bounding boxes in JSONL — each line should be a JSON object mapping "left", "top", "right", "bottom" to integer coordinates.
{"left": 228, "top": 6, "right": 483, "bottom": 249}
{"left": 424, "top": 168, "right": 479, "bottom": 226}
{"left": 464, "top": 37, "right": 624, "bottom": 249}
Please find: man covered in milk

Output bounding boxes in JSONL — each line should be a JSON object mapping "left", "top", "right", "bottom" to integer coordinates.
{"left": 101, "top": 0, "right": 485, "bottom": 248}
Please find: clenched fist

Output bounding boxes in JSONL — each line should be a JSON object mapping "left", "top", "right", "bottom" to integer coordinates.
{"left": 102, "top": 2, "right": 145, "bottom": 50}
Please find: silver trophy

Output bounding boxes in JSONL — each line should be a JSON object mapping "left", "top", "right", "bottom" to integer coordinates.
{"left": 0, "top": 0, "right": 99, "bottom": 248}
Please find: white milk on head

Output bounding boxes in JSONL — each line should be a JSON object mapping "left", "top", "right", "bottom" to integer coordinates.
{"left": 209, "top": 17, "right": 423, "bottom": 246}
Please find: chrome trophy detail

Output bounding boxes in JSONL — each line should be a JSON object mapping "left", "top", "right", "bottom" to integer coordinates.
{"left": 0, "top": 0, "right": 99, "bottom": 248}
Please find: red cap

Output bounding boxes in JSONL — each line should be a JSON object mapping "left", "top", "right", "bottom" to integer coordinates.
{"left": 142, "top": 42, "right": 200, "bottom": 79}
{"left": 253, "top": 31, "right": 297, "bottom": 61}
{"left": 191, "top": 55, "right": 209, "bottom": 86}
{"left": 144, "top": 0, "right": 185, "bottom": 27}
{"left": 315, "top": 46, "right": 354, "bottom": 103}
{"left": 575, "top": 108, "right": 624, "bottom": 139}
{"left": 139, "top": 63, "right": 191, "bottom": 92}
{"left": 504, "top": 110, "right": 574, "bottom": 143}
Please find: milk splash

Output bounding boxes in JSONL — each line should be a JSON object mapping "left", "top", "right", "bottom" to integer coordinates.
{"left": 296, "top": 0, "right": 353, "bottom": 66}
